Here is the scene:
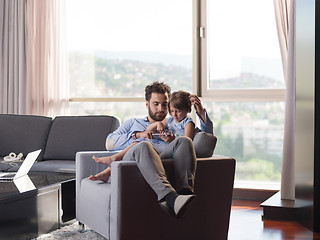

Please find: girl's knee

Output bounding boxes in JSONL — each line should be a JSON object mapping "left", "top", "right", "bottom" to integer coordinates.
{"left": 135, "top": 141, "right": 153, "bottom": 151}
{"left": 177, "top": 136, "right": 193, "bottom": 145}
{"left": 123, "top": 141, "right": 153, "bottom": 161}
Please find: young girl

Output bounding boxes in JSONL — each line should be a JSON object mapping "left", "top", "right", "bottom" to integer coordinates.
{"left": 89, "top": 90, "right": 194, "bottom": 182}
{"left": 147, "top": 90, "right": 195, "bottom": 141}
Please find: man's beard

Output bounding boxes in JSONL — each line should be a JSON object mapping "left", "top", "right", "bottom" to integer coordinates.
{"left": 148, "top": 107, "right": 166, "bottom": 121}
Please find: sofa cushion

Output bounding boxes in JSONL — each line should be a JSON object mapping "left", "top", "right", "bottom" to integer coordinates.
{"left": 0, "top": 160, "right": 17, "bottom": 172}
{"left": 4, "top": 160, "right": 76, "bottom": 173}
{"left": 0, "top": 114, "right": 52, "bottom": 161}
{"left": 30, "top": 160, "right": 75, "bottom": 173}
{"left": 193, "top": 132, "right": 217, "bottom": 157}
{"left": 43, "top": 116, "right": 120, "bottom": 160}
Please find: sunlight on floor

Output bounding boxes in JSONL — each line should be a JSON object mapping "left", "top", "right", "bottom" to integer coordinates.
{"left": 228, "top": 200, "right": 320, "bottom": 240}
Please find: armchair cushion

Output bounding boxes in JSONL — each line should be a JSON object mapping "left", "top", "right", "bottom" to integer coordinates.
{"left": 193, "top": 132, "right": 217, "bottom": 157}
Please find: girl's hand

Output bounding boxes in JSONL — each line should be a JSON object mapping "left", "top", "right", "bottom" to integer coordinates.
{"left": 156, "top": 122, "right": 165, "bottom": 133}
{"left": 190, "top": 94, "right": 206, "bottom": 123}
{"left": 160, "top": 132, "right": 175, "bottom": 143}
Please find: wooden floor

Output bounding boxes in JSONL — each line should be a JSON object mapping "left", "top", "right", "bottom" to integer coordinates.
{"left": 228, "top": 200, "right": 320, "bottom": 240}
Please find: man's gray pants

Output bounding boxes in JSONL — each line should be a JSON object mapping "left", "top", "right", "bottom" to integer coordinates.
{"left": 122, "top": 136, "right": 197, "bottom": 201}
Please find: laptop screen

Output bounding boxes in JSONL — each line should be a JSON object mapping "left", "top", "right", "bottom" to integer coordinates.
{"left": 14, "top": 149, "right": 41, "bottom": 179}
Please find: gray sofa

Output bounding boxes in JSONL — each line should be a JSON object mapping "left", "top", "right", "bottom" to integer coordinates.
{"left": 0, "top": 114, "right": 120, "bottom": 173}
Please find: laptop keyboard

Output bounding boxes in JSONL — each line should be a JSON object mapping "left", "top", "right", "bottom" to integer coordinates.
{"left": 0, "top": 173, "right": 16, "bottom": 181}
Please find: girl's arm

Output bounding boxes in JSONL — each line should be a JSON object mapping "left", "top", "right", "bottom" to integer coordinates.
{"left": 146, "top": 123, "right": 154, "bottom": 131}
{"left": 184, "top": 122, "right": 195, "bottom": 140}
{"left": 146, "top": 119, "right": 167, "bottom": 132}
{"left": 146, "top": 122, "right": 158, "bottom": 131}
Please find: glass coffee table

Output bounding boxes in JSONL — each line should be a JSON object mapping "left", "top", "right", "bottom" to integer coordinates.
{"left": 0, "top": 172, "right": 75, "bottom": 240}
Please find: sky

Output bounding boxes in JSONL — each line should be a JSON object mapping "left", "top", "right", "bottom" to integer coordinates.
{"left": 208, "top": 0, "right": 282, "bottom": 80}
{"left": 66, "top": 0, "right": 192, "bottom": 54}
{"left": 66, "top": 0, "right": 283, "bottom": 83}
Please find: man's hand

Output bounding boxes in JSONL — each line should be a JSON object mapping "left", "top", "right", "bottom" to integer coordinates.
{"left": 190, "top": 94, "right": 206, "bottom": 123}
{"left": 135, "top": 130, "right": 154, "bottom": 139}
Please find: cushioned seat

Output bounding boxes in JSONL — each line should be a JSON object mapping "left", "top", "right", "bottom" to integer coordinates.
{"left": 6, "top": 160, "right": 76, "bottom": 173}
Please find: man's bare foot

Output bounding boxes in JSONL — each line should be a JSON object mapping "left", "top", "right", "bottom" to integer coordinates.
{"left": 88, "top": 168, "right": 111, "bottom": 182}
{"left": 92, "top": 155, "right": 115, "bottom": 166}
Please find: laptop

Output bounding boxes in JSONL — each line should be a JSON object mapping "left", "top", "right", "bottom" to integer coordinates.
{"left": 0, "top": 149, "right": 41, "bottom": 181}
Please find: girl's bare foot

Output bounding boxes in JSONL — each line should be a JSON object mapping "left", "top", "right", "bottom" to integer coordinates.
{"left": 88, "top": 167, "right": 111, "bottom": 182}
{"left": 92, "top": 155, "right": 115, "bottom": 166}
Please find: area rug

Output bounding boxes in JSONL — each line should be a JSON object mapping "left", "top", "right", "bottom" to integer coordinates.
{"left": 32, "top": 223, "right": 107, "bottom": 240}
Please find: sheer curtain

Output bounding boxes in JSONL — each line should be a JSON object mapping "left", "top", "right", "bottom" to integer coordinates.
{"left": 0, "top": 0, "right": 28, "bottom": 114}
{"left": 25, "top": 0, "right": 69, "bottom": 116}
{"left": 273, "top": 0, "right": 296, "bottom": 200}
{"left": 0, "top": 0, "right": 68, "bottom": 116}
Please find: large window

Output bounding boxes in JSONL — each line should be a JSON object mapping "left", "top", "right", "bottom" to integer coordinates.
{"left": 67, "top": 0, "right": 285, "bottom": 189}
{"left": 67, "top": 0, "right": 192, "bottom": 103}
{"left": 199, "top": 0, "right": 285, "bottom": 188}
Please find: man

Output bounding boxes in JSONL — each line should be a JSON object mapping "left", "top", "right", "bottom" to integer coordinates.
{"left": 104, "top": 82, "right": 213, "bottom": 218}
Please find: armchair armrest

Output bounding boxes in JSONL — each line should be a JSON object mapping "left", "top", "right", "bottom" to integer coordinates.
{"left": 76, "top": 151, "right": 120, "bottom": 210}
{"left": 76, "top": 151, "right": 117, "bottom": 180}
{"left": 110, "top": 160, "right": 157, "bottom": 240}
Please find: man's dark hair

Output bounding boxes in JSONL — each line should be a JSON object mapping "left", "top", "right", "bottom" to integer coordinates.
{"left": 169, "top": 91, "right": 192, "bottom": 113}
{"left": 145, "top": 81, "right": 171, "bottom": 101}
